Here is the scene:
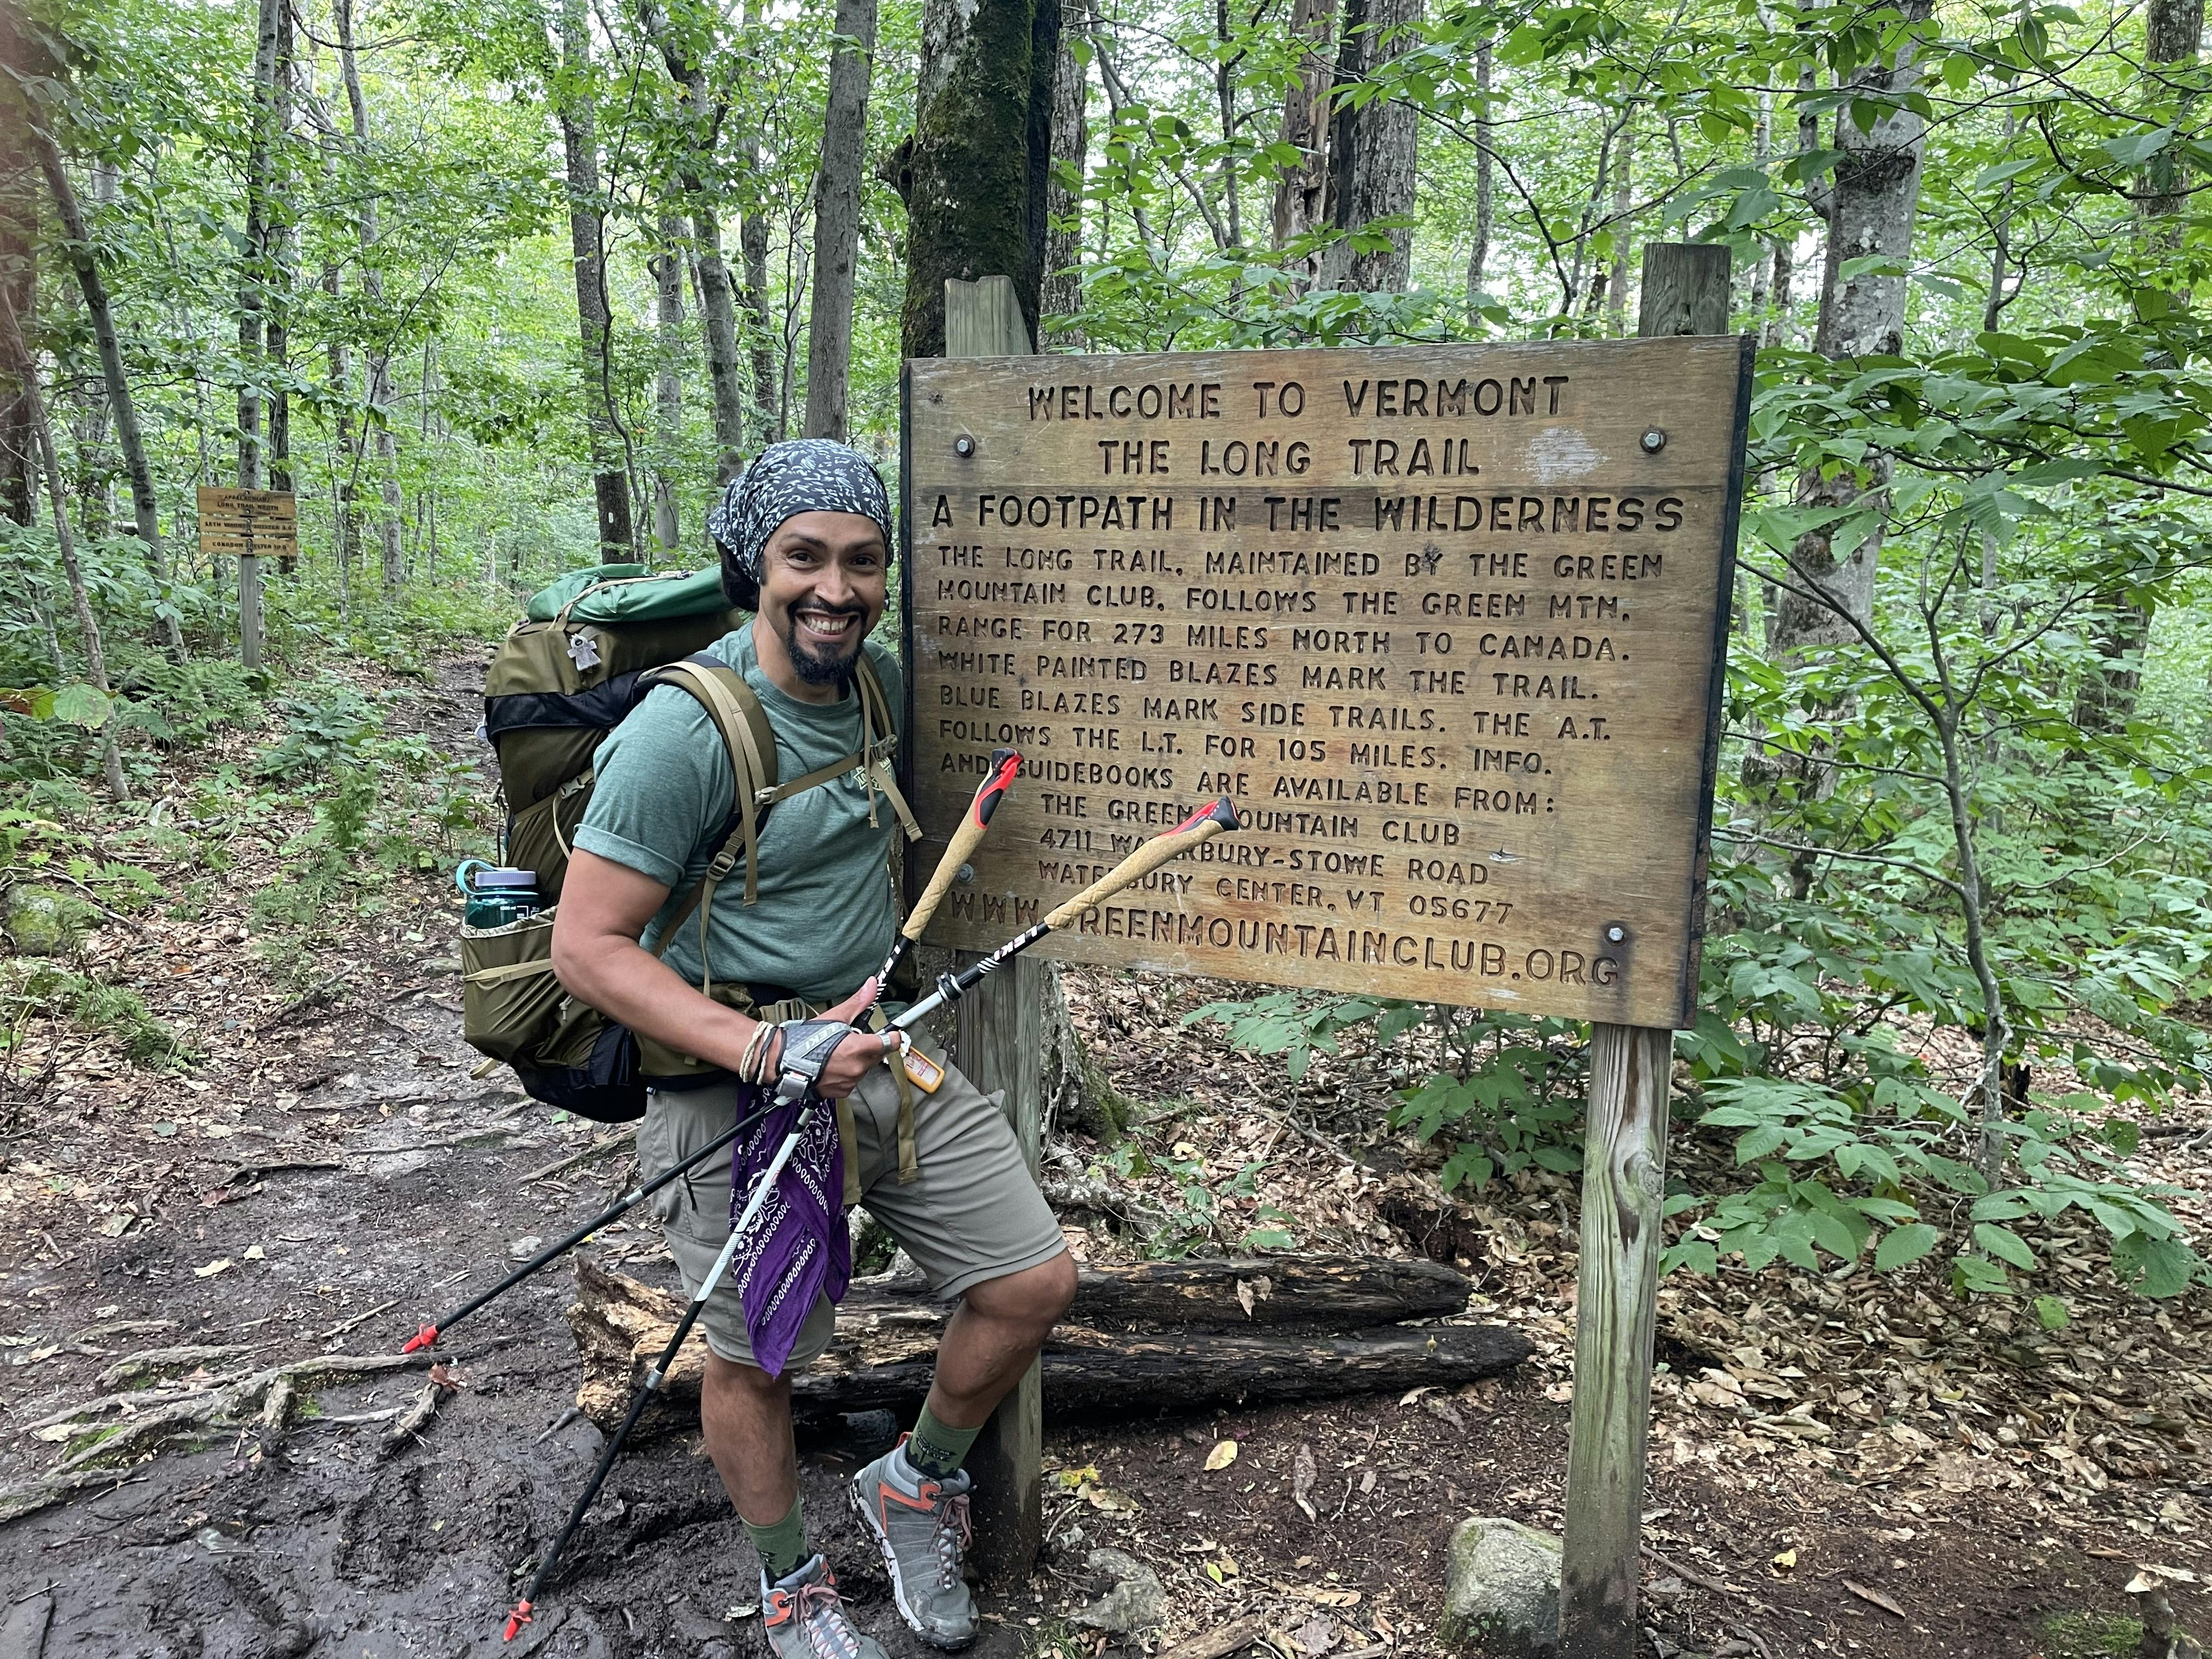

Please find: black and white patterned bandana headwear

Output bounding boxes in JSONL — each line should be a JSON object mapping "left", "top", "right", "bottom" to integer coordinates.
{"left": 707, "top": 439, "right": 894, "bottom": 611}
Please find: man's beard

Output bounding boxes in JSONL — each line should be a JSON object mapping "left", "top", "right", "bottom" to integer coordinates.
{"left": 778, "top": 602, "right": 870, "bottom": 685}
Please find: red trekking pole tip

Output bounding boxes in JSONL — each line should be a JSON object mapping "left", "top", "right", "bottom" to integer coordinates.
{"left": 401, "top": 1324, "right": 439, "bottom": 1354}
{"left": 503, "top": 1600, "right": 533, "bottom": 1641}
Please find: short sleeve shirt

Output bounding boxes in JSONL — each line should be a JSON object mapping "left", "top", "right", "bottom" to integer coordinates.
{"left": 573, "top": 625, "right": 904, "bottom": 1006}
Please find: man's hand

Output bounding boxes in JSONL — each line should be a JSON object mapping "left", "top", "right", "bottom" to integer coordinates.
{"left": 802, "top": 978, "right": 890, "bottom": 1099}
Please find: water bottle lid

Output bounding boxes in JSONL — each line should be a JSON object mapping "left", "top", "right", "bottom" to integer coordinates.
{"left": 472, "top": 866, "right": 538, "bottom": 890}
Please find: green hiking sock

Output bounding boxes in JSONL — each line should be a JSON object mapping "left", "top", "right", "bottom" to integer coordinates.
{"left": 904, "top": 1404, "right": 983, "bottom": 1479}
{"left": 745, "top": 1496, "right": 810, "bottom": 1583}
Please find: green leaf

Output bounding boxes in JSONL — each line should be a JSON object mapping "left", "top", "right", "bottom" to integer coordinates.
{"left": 1662, "top": 1239, "right": 1719, "bottom": 1277}
{"left": 1736, "top": 1125, "right": 1787, "bottom": 1164}
{"left": 51, "top": 684, "right": 113, "bottom": 729}
{"left": 1874, "top": 1222, "right": 1940, "bottom": 1271}
{"left": 1973, "top": 1222, "right": 2037, "bottom": 1271}
{"left": 1240, "top": 1227, "right": 1296, "bottom": 1250}
{"left": 2113, "top": 1232, "right": 2199, "bottom": 1299}
{"left": 1952, "top": 1253, "right": 2015, "bottom": 1296}
{"left": 2033, "top": 1295, "right": 2069, "bottom": 1331}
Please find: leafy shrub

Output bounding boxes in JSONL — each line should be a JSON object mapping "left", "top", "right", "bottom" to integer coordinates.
{"left": 126, "top": 658, "right": 262, "bottom": 747}
{"left": 253, "top": 681, "right": 382, "bottom": 780}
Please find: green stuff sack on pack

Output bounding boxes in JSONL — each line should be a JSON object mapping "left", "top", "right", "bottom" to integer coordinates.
{"left": 523, "top": 563, "right": 731, "bottom": 625}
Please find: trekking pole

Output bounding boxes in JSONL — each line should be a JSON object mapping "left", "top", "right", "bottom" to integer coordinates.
{"left": 887, "top": 796, "right": 1243, "bottom": 1031}
{"left": 401, "top": 754, "right": 1026, "bottom": 1356}
{"left": 868, "top": 746, "right": 1019, "bottom": 997}
{"left": 398, "top": 1099, "right": 777, "bottom": 1355}
{"left": 504, "top": 1093, "right": 826, "bottom": 1643}
{"left": 496, "top": 797, "right": 1243, "bottom": 1639}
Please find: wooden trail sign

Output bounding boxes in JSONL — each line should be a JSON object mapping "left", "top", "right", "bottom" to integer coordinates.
{"left": 196, "top": 486, "right": 297, "bottom": 560}
{"left": 901, "top": 335, "right": 1752, "bottom": 1028}
{"left": 199, "top": 487, "right": 294, "bottom": 674}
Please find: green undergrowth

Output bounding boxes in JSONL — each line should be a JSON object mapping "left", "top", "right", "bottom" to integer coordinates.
{"left": 2038, "top": 1611, "right": 2142, "bottom": 1658}
{"left": 5, "top": 965, "right": 196, "bottom": 1071}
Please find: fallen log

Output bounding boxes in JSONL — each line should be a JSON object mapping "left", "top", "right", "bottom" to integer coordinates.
{"left": 844, "top": 1252, "right": 1471, "bottom": 1330}
{"left": 569, "top": 1260, "right": 1528, "bottom": 1435}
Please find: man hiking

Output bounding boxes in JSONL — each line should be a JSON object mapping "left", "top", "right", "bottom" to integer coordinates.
{"left": 551, "top": 439, "right": 1076, "bottom": 1658}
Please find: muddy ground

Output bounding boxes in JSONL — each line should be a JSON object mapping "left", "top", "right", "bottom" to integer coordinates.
{"left": 0, "top": 654, "right": 2202, "bottom": 1658}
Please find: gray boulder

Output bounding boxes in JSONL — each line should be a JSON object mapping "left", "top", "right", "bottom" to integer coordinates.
{"left": 1070, "top": 1548, "right": 1166, "bottom": 1635}
{"left": 1440, "top": 1517, "right": 1560, "bottom": 1657}
{"left": 4, "top": 885, "right": 89, "bottom": 956}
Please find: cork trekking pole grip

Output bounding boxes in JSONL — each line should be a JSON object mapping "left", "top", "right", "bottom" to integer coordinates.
{"left": 903, "top": 747, "right": 1020, "bottom": 942}
{"left": 1042, "top": 798, "right": 1241, "bottom": 930}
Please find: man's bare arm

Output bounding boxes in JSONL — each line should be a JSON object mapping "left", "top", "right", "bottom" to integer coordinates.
{"left": 550, "top": 848, "right": 886, "bottom": 1094}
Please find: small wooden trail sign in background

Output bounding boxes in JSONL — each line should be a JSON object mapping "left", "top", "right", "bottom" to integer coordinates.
{"left": 902, "top": 333, "right": 1752, "bottom": 1029}
{"left": 197, "top": 486, "right": 296, "bottom": 673}
{"left": 195, "top": 486, "right": 297, "bottom": 560}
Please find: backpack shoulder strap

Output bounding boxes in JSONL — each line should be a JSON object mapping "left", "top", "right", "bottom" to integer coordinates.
{"left": 638, "top": 658, "right": 779, "bottom": 998}
{"left": 852, "top": 655, "right": 922, "bottom": 844}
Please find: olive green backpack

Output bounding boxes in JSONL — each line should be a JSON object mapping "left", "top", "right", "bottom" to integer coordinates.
{"left": 461, "top": 564, "right": 917, "bottom": 1120}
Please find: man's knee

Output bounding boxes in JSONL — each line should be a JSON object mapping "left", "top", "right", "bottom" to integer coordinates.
{"left": 703, "top": 1351, "right": 792, "bottom": 1414}
{"left": 966, "top": 1250, "right": 1077, "bottom": 1333}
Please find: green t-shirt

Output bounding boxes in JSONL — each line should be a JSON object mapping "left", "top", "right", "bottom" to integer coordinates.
{"left": 573, "top": 625, "right": 903, "bottom": 1006}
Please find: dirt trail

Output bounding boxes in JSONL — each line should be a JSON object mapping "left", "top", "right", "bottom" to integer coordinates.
{"left": 0, "top": 656, "right": 2193, "bottom": 1658}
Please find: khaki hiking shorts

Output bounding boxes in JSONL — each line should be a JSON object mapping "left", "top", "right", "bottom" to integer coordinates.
{"left": 636, "top": 1040, "right": 1067, "bottom": 1369}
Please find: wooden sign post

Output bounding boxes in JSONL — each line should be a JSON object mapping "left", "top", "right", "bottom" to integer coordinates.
{"left": 197, "top": 486, "right": 297, "bottom": 672}
{"left": 1558, "top": 242, "right": 1733, "bottom": 1658}
{"left": 903, "top": 251, "right": 1750, "bottom": 1628}
{"left": 937, "top": 275, "right": 1048, "bottom": 1586}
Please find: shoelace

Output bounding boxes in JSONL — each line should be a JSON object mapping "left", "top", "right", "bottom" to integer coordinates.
{"left": 930, "top": 1491, "right": 973, "bottom": 1590}
{"left": 789, "top": 1581, "right": 862, "bottom": 1659}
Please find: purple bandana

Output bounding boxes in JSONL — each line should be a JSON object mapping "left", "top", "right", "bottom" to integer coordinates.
{"left": 728, "top": 1085, "right": 850, "bottom": 1377}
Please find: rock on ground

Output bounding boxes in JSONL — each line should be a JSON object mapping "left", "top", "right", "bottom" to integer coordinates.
{"left": 1440, "top": 1516, "right": 1560, "bottom": 1657}
{"left": 1070, "top": 1547, "right": 1167, "bottom": 1634}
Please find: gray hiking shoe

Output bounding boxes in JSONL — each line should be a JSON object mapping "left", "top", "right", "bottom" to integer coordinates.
{"left": 850, "top": 1439, "right": 977, "bottom": 1649}
{"left": 762, "top": 1554, "right": 888, "bottom": 1659}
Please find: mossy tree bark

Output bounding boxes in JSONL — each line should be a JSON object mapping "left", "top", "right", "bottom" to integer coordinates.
{"left": 0, "top": 0, "right": 34, "bottom": 529}
{"left": 899, "top": 0, "right": 1063, "bottom": 358}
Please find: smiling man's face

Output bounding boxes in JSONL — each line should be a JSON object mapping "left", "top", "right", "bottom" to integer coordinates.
{"left": 753, "top": 510, "right": 889, "bottom": 692}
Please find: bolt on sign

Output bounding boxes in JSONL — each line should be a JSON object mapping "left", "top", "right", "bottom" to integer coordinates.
{"left": 900, "top": 339, "right": 1753, "bottom": 1029}
{"left": 196, "top": 486, "right": 297, "bottom": 561}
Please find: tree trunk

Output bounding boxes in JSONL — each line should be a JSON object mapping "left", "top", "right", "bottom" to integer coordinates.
{"left": 336, "top": 0, "right": 405, "bottom": 596}
{"left": 568, "top": 1260, "right": 1526, "bottom": 1437}
{"left": 1271, "top": 0, "right": 1335, "bottom": 283}
{"left": 737, "top": 216, "right": 776, "bottom": 447}
{"left": 1767, "top": 0, "right": 1932, "bottom": 654}
{"left": 899, "top": 0, "right": 1063, "bottom": 358}
{"left": 803, "top": 0, "right": 877, "bottom": 440}
{"left": 0, "top": 3, "right": 33, "bottom": 529}
{"left": 644, "top": 2, "right": 749, "bottom": 482}
{"left": 1464, "top": 33, "right": 1492, "bottom": 323}
{"left": 1039, "top": 0, "right": 1088, "bottom": 345}
{"left": 35, "top": 131, "right": 186, "bottom": 654}
{"left": 1340, "top": 0, "right": 1420, "bottom": 294}
{"left": 652, "top": 212, "right": 684, "bottom": 553}
{"left": 557, "top": 0, "right": 635, "bottom": 551}
{"left": 2073, "top": 0, "right": 2199, "bottom": 735}
{"left": 736, "top": 0, "right": 782, "bottom": 448}
{"left": 238, "top": 0, "right": 281, "bottom": 491}
{"left": 1604, "top": 120, "right": 1633, "bottom": 335}
{"left": 268, "top": 0, "right": 295, "bottom": 570}
{"left": 1, "top": 302, "right": 127, "bottom": 798}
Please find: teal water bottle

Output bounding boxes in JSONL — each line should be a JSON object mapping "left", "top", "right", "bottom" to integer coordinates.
{"left": 458, "top": 861, "right": 540, "bottom": 928}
